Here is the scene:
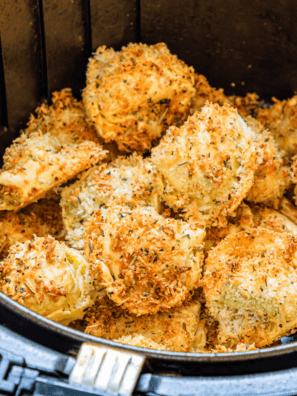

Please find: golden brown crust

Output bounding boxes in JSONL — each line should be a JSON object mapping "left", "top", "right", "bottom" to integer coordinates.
{"left": 291, "top": 156, "right": 297, "bottom": 206}
{"left": 84, "top": 204, "right": 205, "bottom": 315}
{"left": 205, "top": 202, "right": 297, "bottom": 253}
{"left": 203, "top": 229, "right": 297, "bottom": 348}
{"left": 191, "top": 74, "right": 264, "bottom": 119}
{"left": 279, "top": 197, "right": 297, "bottom": 225}
{"left": 250, "top": 204, "right": 297, "bottom": 235}
{"left": 245, "top": 117, "right": 291, "bottom": 207}
{"left": 192, "top": 83, "right": 291, "bottom": 208}
{"left": 256, "top": 96, "right": 297, "bottom": 157}
{"left": 0, "top": 236, "right": 95, "bottom": 325}
{"left": 84, "top": 296, "right": 204, "bottom": 352}
{"left": 191, "top": 74, "right": 231, "bottom": 113}
{"left": 114, "top": 335, "right": 167, "bottom": 350}
{"left": 83, "top": 43, "right": 196, "bottom": 152}
{"left": 229, "top": 93, "right": 264, "bottom": 119}
{"left": 0, "top": 198, "right": 64, "bottom": 261}
{"left": 0, "top": 89, "right": 106, "bottom": 211}
{"left": 60, "top": 154, "right": 160, "bottom": 249}
{"left": 205, "top": 203, "right": 254, "bottom": 252}
{"left": 152, "top": 103, "right": 257, "bottom": 227}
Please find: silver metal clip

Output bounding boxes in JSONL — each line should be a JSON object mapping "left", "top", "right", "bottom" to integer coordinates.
{"left": 69, "top": 343, "right": 146, "bottom": 395}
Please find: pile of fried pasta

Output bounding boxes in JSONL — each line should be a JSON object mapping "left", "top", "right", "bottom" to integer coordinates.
{"left": 1, "top": 42, "right": 297, "bottom": 353}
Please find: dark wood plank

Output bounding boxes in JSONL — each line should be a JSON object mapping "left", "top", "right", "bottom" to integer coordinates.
{"left": 42, "top": 0, "right": 90, "bottom": 100}
{"left": 0, "top": 39, "right": 7, "bottom": 128}
{"left": 90, "top": 0, "right": 138, "bottom": 51}
{"left": 141, "top": 0, "right": 297, "bottom": 99}
{"left": 0, "top": 0, "right": 44, "bottom": 132}
{"left": 0, "top": 41, "right": 10, "bottom": 162}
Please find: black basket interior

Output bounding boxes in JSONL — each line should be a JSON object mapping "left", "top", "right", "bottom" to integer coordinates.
{"left": 1, "top": 0, "right": 297, "bottom": 139}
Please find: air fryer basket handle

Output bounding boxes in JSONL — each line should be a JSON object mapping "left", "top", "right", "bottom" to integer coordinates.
{"left": 136, "top": 370, "right": 297, "bottom": 396}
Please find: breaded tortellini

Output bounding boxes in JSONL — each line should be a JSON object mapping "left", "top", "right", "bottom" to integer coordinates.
{"left": 60, "top": 154, "right": 160, "bottom": 249}
{"left": 0, "top": 198, "right": 64, "bottom": 260}
{"left": 203, "top": 229, "right": 297, "bottom": 348}
{"left": 84, "top": 296, "right": 206, "bottom": 352}
{"left": 0, "top": 236, "right": 95, "bottom": 325}
{"left": 256, "top": 96, "right": 297, "bottom": 157}
{"left": 84, "top": 204, "right": 205, "bottom": 315}
{"left": 152, "top": 103, "right": 257, "bottom": 226}
{"left": 244, "top": 117, "right": 291, "bottom": 207}
{"left": 83, "top": 43, "right": 196, "bottom": 152}
{"left": 0, "top": 89, "right": 106, "bottom": 211}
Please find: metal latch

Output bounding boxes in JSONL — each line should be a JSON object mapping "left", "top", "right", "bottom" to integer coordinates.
{"left": 69, "top": 343, "right": 146, "bottom": 395}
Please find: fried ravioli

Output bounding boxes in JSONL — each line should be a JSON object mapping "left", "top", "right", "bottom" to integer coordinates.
{"left": 60, "top": 154, "right": 160, "bottom": 249}
{"left": 205, "top": 202, "right": 297, "bottom": 252}
{"left": 0, "top": 236, "right": 95, "bottom": 325}
{"left": 203, "top": 229, "right": 297, "bottom": 348}
{"left": 245, "top": 117, "right": 291, "bottom": 207}
{"left": 152, "top": 103, "right": 257, "bottom": 226}
{"left": 84, "top": 204, "right": 205, "bottom": 315}
{"left": 84, "top": 296, "right": 205, "bottom": 352}
{"left": 83, "top": 43, "right": 196, "bottom": 152}
{"left": 256, "top": 96, "right": 297, "bottom": 157}
{"left": 0, "top": 198, "right": 64, "bottom": 260}
{"left": 0, "top": 89, "right": 106, "bottom": 211}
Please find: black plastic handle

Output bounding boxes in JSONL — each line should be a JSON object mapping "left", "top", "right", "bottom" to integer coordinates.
{"left": 136, "top": 371, "right": 297, "bottom": 396}
{"left": 2, "top": 323, "right": 297, "bottom": 396}
{"left": 0, "top": 325, "right": 75, "bottom": 376}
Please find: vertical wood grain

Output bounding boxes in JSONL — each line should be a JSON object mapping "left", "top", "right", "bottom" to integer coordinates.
{"left": 42, "top": 0, "right": 90, "bottom": 100}
{"left": 141, "top": 0, "right": 297, "bottom": 98}
{"left": 0, "top": 39, "right": 7, "bottom": 128}
{"left": 0, "top": 0, "right": 43, "bottom": 132}
{"left": 89, "top": 0, "right": 138, "bottom": 51}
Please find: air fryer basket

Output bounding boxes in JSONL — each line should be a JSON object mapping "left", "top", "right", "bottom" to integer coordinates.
{"left": 1, "top": 0, "right": 297, "bottom": 366}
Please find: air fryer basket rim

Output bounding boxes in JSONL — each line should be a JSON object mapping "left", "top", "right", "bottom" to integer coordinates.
{"left": 1, "top": 291, "right": 297, "bottom": 362}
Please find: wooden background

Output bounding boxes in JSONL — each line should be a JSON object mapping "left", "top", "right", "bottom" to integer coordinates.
{"left": 0, "top": 0, "right": 297, "bottom": 137}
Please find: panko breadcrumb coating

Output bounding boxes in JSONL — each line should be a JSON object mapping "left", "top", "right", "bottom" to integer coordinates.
{"left": 83, "top": 43, "right": 196, "bottom": 152}
{"left": 84, "top": 296, "right": 205, "bottom": 352}
{"left": 152, "top": 103, "right": 257, "bottom": 226}
{"left": 191, "top": 74, "right": 264, "bottom": 119}
{"left": 279, "top": 197, "right": 297, "bottom": 225}
{"left": 0, "top": 236, "right": 95, "bottom": 325}
{"left": 256, "top": 96, "right": 297, "bottom": 157}
{"left": 0, "top": 198, "right": 64, "bottom": 260}
{"left": 205, "top": 202, "right": 297, "bottom": 252}
{"left": 84, "top": 204, "right": 205, "bottom": 315}
{"left": 205, "top": 203, "right": 254, "bottom": 252}
{"left": 115, "top": 335, "right": 167, "bottom": 351}
{"left": 244, "top": 117, "right": 291, "bottom": 207}
{"left": 291, "top": 156, "right": 297, "bottom": 207}
{"left": 191, "top": 74, "right": 232, "bottom": 113}
{"left": 1, "top": 46, "right": 297, "bottom": 355}
{"left": 251, "top": 204, "right": 297, "bottom": 235}
{"left": 0, "top": 89, "right": 106, "bottom": 211}
{"left": 192, "top": 86, "right": 291, "bottom": 208}
{"left": 229, "top": 93, "right": 264, "bottom": 119}
{"left": 203, "top": 229, "right": 297, "bottom": 348}
{"left": 60, "top": 154, "right": 160, "bottom": 249}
